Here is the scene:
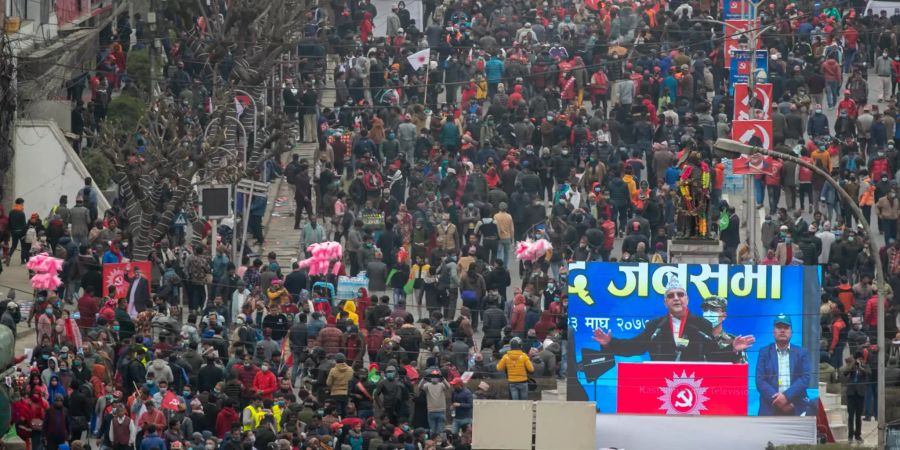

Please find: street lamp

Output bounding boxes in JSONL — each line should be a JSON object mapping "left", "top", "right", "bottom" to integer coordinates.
{"left": 715, "top": 138, "right": 887, "bottom": 450}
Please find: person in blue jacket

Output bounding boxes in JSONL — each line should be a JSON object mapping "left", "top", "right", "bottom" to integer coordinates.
{"left": 755, "top": 313, "right": 813, "bottom": 416}
{"left": 485, "top": 55, "right": 504, "bottom": 97}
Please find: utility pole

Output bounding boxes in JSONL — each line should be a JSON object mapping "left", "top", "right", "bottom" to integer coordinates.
{"left": 696, "top": 4, "right": 774, "bottom": 260}
{"left": 148, "top": 0, "right": 158, "bottom": 101}
{"left": 716, "top": 138, "right": 887, "bottom": 450}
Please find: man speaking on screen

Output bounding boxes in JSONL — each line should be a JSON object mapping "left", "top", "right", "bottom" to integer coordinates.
{"left": 591, "top": 276, "right": 756, "bottom": 362}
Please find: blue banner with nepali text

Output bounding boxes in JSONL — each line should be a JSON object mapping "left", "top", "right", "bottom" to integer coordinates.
{"left": 566, "top": 263, "right": 820, "bottom": 417}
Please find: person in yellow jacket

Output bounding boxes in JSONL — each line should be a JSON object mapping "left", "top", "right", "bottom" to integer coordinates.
{"left": 474, "top": 74, "right": 488, "bottom": 101}
{"left": 242, "top": 397, "right": 265, "bottom": 431}
{"left": 496, "top": 337, "right": 535, "bottom": 400}
{"left": 409, "top": 256, "right": 430, "bottom": 308}
{"left": 341, "top": 300, "right": 359, "bottom": 326}
{"left": 266, "top": 280, "right": 289, "bottom": 306}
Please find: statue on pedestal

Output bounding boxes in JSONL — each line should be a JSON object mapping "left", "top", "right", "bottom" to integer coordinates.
{"left": 676, "top": 151, "right": 712, "bottom": 239}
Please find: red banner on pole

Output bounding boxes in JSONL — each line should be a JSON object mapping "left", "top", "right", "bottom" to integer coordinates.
{"left": 102, "top": 261, "right": 152, "bottom": 299}
{"left": 732, "top": 119, "right": 774, "bottom": 150}
{"left": 733, "top": 83, "right": 774, "bottom": 120}
{"left": 616, "top": 362, "right": 749, "bottom": 415}
{"left": 724, "top": 20, "right": 749, "bottom": 67}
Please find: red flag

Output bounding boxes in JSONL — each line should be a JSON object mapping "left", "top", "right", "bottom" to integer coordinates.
{"left": 161, "top": 390, "right": 182, "bottom": 411}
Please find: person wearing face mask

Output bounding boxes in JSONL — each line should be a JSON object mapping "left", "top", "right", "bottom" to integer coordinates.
{"left": 252, "top": 361, "right": 278, "bottom": 400}
{"left": 592, "top": 276, "right": 754, "bottom": 363}
{"left": 36, "top": 303, "right": 56, "bottom": 346}
{"left": 701, "top": 297, "right": 747, "bottom": 363}
{"left": 807, "top": 105, "right": 830, "bottom": 138}
{"left": 417, "top": 369, "right": 451, "bottom": 435}
{"left": 775, "top": 225, "right": 802, "bottom": 265}
{"left": 876, "top": 187, "right": 900, "bottom": 240}
{"left": 373, "top": 366, "right": 411, "bottom": 424}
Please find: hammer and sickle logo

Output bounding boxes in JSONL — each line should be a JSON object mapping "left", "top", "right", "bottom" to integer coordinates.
{"left": 674, "top": 387, "right": 694, "bottom": 408}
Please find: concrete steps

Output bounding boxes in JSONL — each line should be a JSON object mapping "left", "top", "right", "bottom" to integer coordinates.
{"left": 260, "top": 57, "right": 335, "bottom": 267}
{"left": 819, "top": 382, "right": 851, "bottom": 442}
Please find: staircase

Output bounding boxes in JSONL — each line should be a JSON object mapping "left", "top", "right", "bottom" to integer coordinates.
{"left": 820, "top": 381, "right": 848, "bottom": 441}
{"left": 260, "top": 56, "right": 335, "bottom": 269}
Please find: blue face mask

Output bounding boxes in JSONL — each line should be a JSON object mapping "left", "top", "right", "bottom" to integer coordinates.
{"left": 702, "top": 310, "right": 722, "bottom": 327}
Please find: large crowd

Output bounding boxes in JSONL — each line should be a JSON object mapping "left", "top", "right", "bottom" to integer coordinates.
{"left": 0, "top": 0, "right": 900, "bottom": 449}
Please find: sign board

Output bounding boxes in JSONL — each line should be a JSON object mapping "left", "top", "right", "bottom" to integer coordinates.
{"left": 336, "top": 275, "right": 370, "bottom": 300}
{"left": 732, "top": 119, "right": 774, "bottom": 150}
{"left": 723, "top": 20, "right": 750, "bottom": 67}
{"left": 567, "top": 262, "right": 820, "bottom": 417}
{"left": 729, "top": 50, "right": 768, "bottom": 92}
{"left": 103, "top": 261, "right": 153, "bottom": 299}
{"left": 733, "top": 83, "right": 773, "bottom": 120}
{"left": 731, "top": 154, "right": 776, "bottom": 176}
{"left": 723, "top": 0, "right": 753, "bottom": 19}
{"left": 236, "top": 179, "right": 269, "bottom": 197}
{"left": 199, "top": 184, "right": 233, "bottom": 219}
{"left": 722, "top": 158, "right": 744, "bottom": 193}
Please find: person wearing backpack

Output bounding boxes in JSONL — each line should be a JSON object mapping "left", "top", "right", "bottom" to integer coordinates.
{"left": 284, "top": 154, "right": 303, "bottom": 185}
{"left": 81, "top": 177, "right": 98, "bottom": 223}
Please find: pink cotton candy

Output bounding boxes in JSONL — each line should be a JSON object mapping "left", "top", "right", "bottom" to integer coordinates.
{"left": 297, "top": 242, "right": 344, "bottom": 276}
{"left": 28, "top": 252, "right": 64, "bottom": 290}
{"left": 515, "top": 239, "right": 553, "bottom": 263}
{"left": 39, "top": 257, "right": 64, "bottom": 273}
{"left": 31, "top": 273, "right": 62, "bottom": 290}
{"left": 26, "top": 253, "right": 48, "bottom": 271}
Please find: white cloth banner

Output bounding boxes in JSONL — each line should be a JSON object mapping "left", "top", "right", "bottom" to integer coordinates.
{"left": 372, "top": 0, "right": 423, "bottom": 36}
{"left": 596, "top": 414, "right": 816, "bottom": 450}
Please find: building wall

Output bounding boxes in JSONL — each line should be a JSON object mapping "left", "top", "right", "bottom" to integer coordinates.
{"left": 24, "top": 100, "right": 72, "bottom": 131}
{"left": 13, "top": 119, "right": 109, "bottom": 218}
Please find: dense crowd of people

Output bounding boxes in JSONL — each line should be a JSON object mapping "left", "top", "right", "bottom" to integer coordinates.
{"left": 1, "top": 0, "right": 900, "bottom": 448}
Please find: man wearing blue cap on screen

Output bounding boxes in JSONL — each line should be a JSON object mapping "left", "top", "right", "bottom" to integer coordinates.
{"left": 755, "top": 313, "right": 812, "bottom": 416}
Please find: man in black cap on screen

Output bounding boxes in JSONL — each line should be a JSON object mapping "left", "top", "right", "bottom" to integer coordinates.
{"left": 701, "top": 296, "right": 747, "bottom": 363}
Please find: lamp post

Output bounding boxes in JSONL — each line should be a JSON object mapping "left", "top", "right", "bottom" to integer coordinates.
{"left": 693, "top": 12, "right": 775, "bottom": 259}
{"left": 715, "top": 138, "right": 887, "bottom": 450}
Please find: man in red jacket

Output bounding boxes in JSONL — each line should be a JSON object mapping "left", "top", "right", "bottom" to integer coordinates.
{"left": 821, "top": 57, "right": 842, "bottom": 108}
{"left": 252, "top": 362, "right": 278, "bottom": 400}
{"left": 838, "top": 91, "right": 858, "bottom": 119}
{"left": 864, "top": 293, "right": 887, "bottom": 329}
{"left": 764, "top": 155, "right": 784, "bottom": 214}
{"left": 843, "top": 24, "right": 859, "bottom": 73}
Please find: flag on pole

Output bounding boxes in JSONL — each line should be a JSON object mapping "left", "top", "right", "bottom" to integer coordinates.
{"left": 407, "top": 49, "right": 431, "bottom": 71}
{"left": 235, "top": 97, "right": 245, "bottom": 118}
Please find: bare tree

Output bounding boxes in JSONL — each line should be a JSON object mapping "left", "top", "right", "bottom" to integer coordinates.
{"left": 96, "top": 0, "right": 304, "bottom": 261}
{"left": 98, "top": 99, "right": 236, "bottom": 261}
{"left": 190, "top": 0, "right": 305, "bottom": 180}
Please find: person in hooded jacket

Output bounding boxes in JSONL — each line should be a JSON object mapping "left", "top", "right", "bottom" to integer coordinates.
{"left": 146, "top": 358, "right": 174, "bottom": 385}
{"left": 496, "top": 337, "right": 534, "bottom": 400}
{"left": 326, "top": 353, "right": 354, "bottom": 416}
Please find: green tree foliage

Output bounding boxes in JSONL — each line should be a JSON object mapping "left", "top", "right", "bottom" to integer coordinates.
{"left": 105, "top": 94, "right": 145, "bottom": 132}
{"left": 80, "top": 148, "right": 114, "bottom": 190}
